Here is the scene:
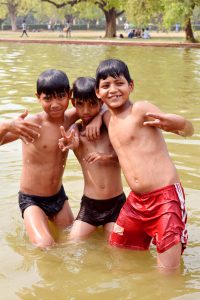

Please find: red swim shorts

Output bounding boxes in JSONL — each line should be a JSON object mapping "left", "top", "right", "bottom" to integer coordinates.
{"left": 109, "top": 183, "right": 187, "bottom": 253}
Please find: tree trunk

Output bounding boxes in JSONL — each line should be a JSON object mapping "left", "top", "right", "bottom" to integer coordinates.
{"left": 104, "top": 8, "right": 117, "bottom": 38}
{"left": 8, "top": 2, "right": 18, "bottom": 31}
{"left": 184, "top": 17, "right": 196, "bottom": 43}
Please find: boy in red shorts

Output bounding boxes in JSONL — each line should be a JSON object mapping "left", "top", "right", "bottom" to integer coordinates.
{"left": 95, "top": 58, "right": 194, "bottom": 271}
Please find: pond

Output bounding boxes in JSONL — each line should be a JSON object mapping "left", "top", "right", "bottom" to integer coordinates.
{"left": 0, "top": 42, "right": 200, "bottom": 300}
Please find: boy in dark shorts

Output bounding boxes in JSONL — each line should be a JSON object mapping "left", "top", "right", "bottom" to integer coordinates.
{"left": 59, "top": 77, "right": 126, "bottom": 240}
{"left": 0, "top": 70, "right": 100, "bottom": 249}
{"left": 95, "top": 58, "right": 194, "bottom": 271}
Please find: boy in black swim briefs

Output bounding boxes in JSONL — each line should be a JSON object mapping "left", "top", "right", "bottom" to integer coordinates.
{"left": 59, "top": 77, "right": 126, "bottom": 240}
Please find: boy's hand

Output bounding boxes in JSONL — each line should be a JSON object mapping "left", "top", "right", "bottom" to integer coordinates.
{"left": 84, "top": 113, "right": 102, "bottom": 141}
{"left": 58, "top": 126, "right": 79, "bottom": 151}
{"left": 9, "top": 110, "right": 41, "bottom": 143}
{"left": 144, "top": 112, "right": 183, "bottom": 132}
{"left": 84, "top": 152, "right": 105, "bottom": 164}
{"left": 84, "top": 151, "right": 117, "bottom": 164}
{"left": 144, "top": 112, "right": 194, "bottom": 137}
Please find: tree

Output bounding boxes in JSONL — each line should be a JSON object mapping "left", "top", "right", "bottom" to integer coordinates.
{"left": 0, "top": 0, "right": 18, "bottom": 30}
{"left": 125, "top": 0, "right": 200, "bottom": 42}
{"left": 40, "top": 0, "right": 125, "bottom": 37}
{"left": 0, "top": 0, "right": 40, "bottom": 30}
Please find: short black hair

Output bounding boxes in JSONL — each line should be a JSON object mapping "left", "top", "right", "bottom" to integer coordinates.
{"left": 37, "top": 69, "right": 70, "bottom": 97}
{"left": 72, "top": 77, "right": 99, "bottom": 103}
{"left": 96, "top": 59, "right": 132, "bottom": 88}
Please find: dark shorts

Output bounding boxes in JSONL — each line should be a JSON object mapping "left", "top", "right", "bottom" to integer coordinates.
{"left": 18, "top": 185, "right": 68, "bottom": 218}
{"left": 76, "top": 193, "right": 126, "bottom": 226}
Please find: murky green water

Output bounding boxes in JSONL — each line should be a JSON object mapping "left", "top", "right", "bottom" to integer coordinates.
{"left": 0, "top": 43, "right": 200, "bottom": 300}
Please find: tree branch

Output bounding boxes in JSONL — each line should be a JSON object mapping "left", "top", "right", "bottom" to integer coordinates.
{"left": 40, "top": 0, "right": 81, "bottom": 8}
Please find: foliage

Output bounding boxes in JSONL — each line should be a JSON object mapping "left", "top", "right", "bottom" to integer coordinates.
{"left": 124, "top": 0, "right": 200, "bottom": 29}
{"left": 124, "top": 0, "right": 163, "bottom": 27}
{"left": 72, "top": 2, "right": 103, "bottom": 20}
{"left": 0, "top": 5, "right": 7, "bottom": 19}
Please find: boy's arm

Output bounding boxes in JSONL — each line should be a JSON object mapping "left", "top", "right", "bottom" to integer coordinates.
{"left": 0, "top": 110, "right": 41, "bottom": 145}
{"left": 83, "top": 104, "right": 108, "bottom": 140}
{"left": 66, "top": 106, "right": 104, "bottom": 141}
{"left": 144, "top": 112, "right": 194, "bottom": 137}
{"left": 84, "top": 149, "right": 118, "bottom": 164}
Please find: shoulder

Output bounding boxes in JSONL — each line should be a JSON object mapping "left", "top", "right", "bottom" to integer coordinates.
{"left": 132, "top": 100, "right": 161, "bottom": 114}
{"left": 25, "top": 112, "right": 43, "bottom": 124}
{"left": 103, "top": 110, "right": 111, "bottom": 127}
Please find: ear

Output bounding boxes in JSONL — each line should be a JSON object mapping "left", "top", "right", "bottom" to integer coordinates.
{"left": 71, "top": 98, "right": 76, "bottom": 107}
{"left": 95, "top": 88, "right": 101, "bottom": 99}
{"left": 69, "top": 89, "right": 73, "bottom": 99}
{"left": 35, "top": 93, "right": 40, "bottom": 102}
{"left": 129, "top": 80, "right": 134, "bottom": 92}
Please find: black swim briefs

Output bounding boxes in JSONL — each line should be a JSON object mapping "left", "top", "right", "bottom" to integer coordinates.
{"left": 18, "top": 185, "right": 68, "bottom": 218}
{"left": 76, "top": 193, "right": 126, "bottom": 226}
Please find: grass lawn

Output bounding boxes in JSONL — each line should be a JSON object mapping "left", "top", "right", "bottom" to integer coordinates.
{"left": 0, "top": 29, "right": 199, "bottom": 46}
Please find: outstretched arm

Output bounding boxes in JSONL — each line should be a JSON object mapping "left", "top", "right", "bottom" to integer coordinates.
{"left": 0, "top": 110, "right": 41, "bottom": 145}
{"left": 143, "top": 112, "right": 194, "bottom": 137}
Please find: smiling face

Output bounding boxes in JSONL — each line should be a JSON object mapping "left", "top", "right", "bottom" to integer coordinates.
{"left": 37, "top": 92, "right": 70, "bottom": 119}
{"left": 96, "top": 75, "right": 134, "bottom": 109}
{"left": 73, "top": 99, "right": 101, "bottom": 125}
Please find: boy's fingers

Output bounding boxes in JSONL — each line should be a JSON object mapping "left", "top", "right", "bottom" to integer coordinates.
{"left": 146, "top": 112, "right": 164, "bottom": 120}
{"left": 24, "top": 127, "right": 40, "bottom": 138}
{"left": 60, "top": 126, "right": 67, "bottom": 138}
{"left": 24, "top": 122, "right": 41, "bottom": 129}
{"left": 143, "top": 120, "right": 162, "bottom": 128}
{"left": 67, "top": 129, "right": 75, "bottom": 139}
{"left": 20, "top": 109, "right": 29, "bottom": 119}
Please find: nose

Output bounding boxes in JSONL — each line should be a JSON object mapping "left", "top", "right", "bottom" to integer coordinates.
{"left": 82, "top": 103, "right": 89, "bottom": 114}
{"left": 51, "top": 99, "right": 60, "bottom": 108}
{"left": 109, "top": 83, "right": 117, "bottom": 93}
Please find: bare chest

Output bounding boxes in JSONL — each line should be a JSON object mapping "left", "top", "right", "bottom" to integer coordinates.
{"left": 108, "top": 117, "right": 138, "bottom": 149}
{"left": 79, "top": 130, "right": 112, "bottom": 156}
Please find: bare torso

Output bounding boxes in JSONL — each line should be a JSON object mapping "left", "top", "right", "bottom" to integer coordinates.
{"left": 20, "top": 111, "right": 75, "bottom": 196}
{"left": 107, "top": 101, "right": 179, "bottom": 194}
{"left": 74, "top": 125, "right": 123, "bottom": 199}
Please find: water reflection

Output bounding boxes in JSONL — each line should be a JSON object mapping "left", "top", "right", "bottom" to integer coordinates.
{"left": 0, "top": 43, "right": 200, "bottom": 300}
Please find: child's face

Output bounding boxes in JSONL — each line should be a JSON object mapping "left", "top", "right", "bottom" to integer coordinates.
{"left": 36, "top": 92, "right": 70, "bottom": 119}
{"left": 96, "top": 75, "right": 133, "bottom": 109}
{"left": 73, "top": 99, "right": 101, "bottom": 125}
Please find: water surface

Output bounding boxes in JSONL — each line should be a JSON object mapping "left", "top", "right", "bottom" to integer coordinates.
{"left": 0, "top": 43, "right": 200, "bottom": 300}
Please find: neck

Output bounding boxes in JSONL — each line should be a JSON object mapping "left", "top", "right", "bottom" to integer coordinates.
{"left": 44, "top": 112, "right": 65, "bottom": 124}
{"left": 109, "top": 100, "right": 132, "bottom": 116}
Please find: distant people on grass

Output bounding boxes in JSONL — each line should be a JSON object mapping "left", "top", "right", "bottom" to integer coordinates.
{"left": 128, "top": 29, "right": 135, "bottom": 38}
{"left": 124, "top": 22, "right": 130, "bottom": 33}
{"left": 21, "top": 20, "right": 28, "bottom": 38}
{"left": 63, "top": 20, "right": 72, "bottom": 38}
{"left": 128, "top": 28, "right": 150, "bottom": 39}
{"left": 142, "top": 28, "right": 151, "bottom": 39}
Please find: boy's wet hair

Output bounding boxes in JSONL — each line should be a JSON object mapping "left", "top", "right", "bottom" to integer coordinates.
{"left": 72, "top": 77, "right": 99, "bottom": 104}
{"left": 96, "top": 59, "right": 132, "bottom": 88}
{"left": 37, "top": 69, "right": 70, "bottom": 97}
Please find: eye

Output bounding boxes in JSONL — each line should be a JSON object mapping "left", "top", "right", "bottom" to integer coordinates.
{"left": 90, "top": 102, "right": 97, "bottom": 107}
{"left": 43, "top": 95, "right": 51, "bottom": 102}
{"left": 116, "top": 81, "right": 124, "bottom": 86}
{"left": 101, "top": 84, "right": 109, "bottom": 89}
{"left": 58, "top": 92, "right": 67, "bottom": 99}
{"left": 76, "top": 101, "right": 82, "bottom": 107}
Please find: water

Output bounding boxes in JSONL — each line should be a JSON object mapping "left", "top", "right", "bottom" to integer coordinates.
{"left": 0, "top": 42, "right": 200, "bottom": 300}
